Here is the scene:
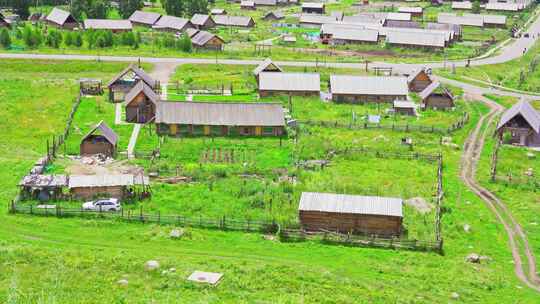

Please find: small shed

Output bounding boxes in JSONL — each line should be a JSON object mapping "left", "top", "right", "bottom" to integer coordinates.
{"left": 191, "top": 31, "right": 225, "bottom": 50}
{"left": 107, "top": 65, "right": 158, "bottom": 102}
{"left": 495, "top": 100, "right": 540, "bottom": 147}
{"left": 393, "top": 100, "right": 417, "bottom": 116}
{"left": 128, "top": 10, "right": 161, "bottom": 27}
{"left": 191, "top": 14, "right": 216, "bottom": 29}
{"left": 0, "top": 12, "right": 10, "bottom": 27}
{"left": 407, "top": 69, "right": 432, "bottom": 92}
{"left": 419, "top": 81, "right": 455, "bottom": 109}
{"left": 263, "top": 11, "right": 285, "bottom": 21}
{"left": 258, "top": 72, "right": 320, "bottom": 96}
{"left": 330, "top": 75, "right": 409, "bottom": 103}
{"left": 211, "top": 9, "right": 227, "bottom": 15}
{"left": 241, "top": 0, "right": 256, "bottom": 10}
{"left": 45, "top": 7, "right": 78, "bottom": 29}
{"left": 398, "top": 6, "right": 423, "bottom": 17}
{"left": 302, "top": 3, "right": 325, "bottom": 14}
{"left": 19, "top": 174, "right": 68, "bottom": 201}
{"left": 69, "top": 174, "right": 149, "bottom": 200}
{"left": 298, "top": 192, "right": 403, "bottom": 236}
{"left": 80, "top": 121, "right": 118, "bottom": 157}
{"left": 255, "top": 0, "right": 278, "bottom": 5}
{"left": 124, "top": 81, "right": 159, "bottom": 123}
{"left": 253, "top": 58, "right": 283, "bottom": 81}
{"left": 79, "top": 78, "right": 103, "bottom": 95}
{"left": 452, "top": 1, "right": 472, "bottom": 10}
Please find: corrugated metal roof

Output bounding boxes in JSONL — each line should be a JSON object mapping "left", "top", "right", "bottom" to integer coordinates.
{"left": 497, "top": 100, "right": 540, "bottom": 133}
{"left": 84, "top": 19, "right": 132, "bottom": 30}
{"left": 398, "top": 6, "right": 423, "bottom": 13}
{"left": 486, "top": 2, "right": 520, "bottom": 11}
{"left": 107, "top": 64, "right": 156, "bottom": 89}
{"left": 394, "top": 100, "right": 417, "bottom": 108}
{"left": 467, "top": 13, "right": 507, "bottom": 25}
{"left": 299, "top": 14, "right": 340, "bottom": 25}
{"left": 125, "top": 81, "right": 160, "bottom": 105}
{"left": 155, "top": 101, "right": 285, "bottom": 126}
{"left": 191, "top": 14, "right": 214, "bottom": 26}
{"left": 386, "top": 30, "right": 446, "bottom": 47}
{"left": 299, "top": 192, "right": 403, "bottom": 217}
{"left": 330, "top": 75, "right": 409, "bottom": 96}
{"left": 253, "top": 58, "right": 283, "bottom": 76}
{"left": 69, "top": 174, "right": 148, "bottom": 188}
{"left": 438, "top": 13, "right": 484, "bottom": 27}
{"left": 343, "top": 14, "right": 386, "bottom": 25}
{"left": 129, "top": 10, "right": 161, "bottom": 25}
{"left": 213, "top": 15, "right": 254, "bottom": 27}
{"left": 332, "top": 28, "right": 379, "bottom": 42}
{"left": 46, "top": 7, "right": 75, "bottom": 26}
{"left": 452, "top": 1, "right": 472, "bottom": 9}
{"left": 82, "top": 120, "right": 119, "bottom": 145}
{"left": 186, "top": 28, "right": 200, "bottom": 37}
{"left": 384, "top": 20, "right": 422, "bottom": 29}
{"left": 302, "top": 2, "right": 325, "bottom": 8}
{"left": 385, "top": 27, "right": 452, "bottom": 42}
{"left": 258, "top": 72, "right": 320, "bottom": 92}
{"left": 386, "top": 12, "right": 411, "bottom": 21}
{"left": 191, "top": 30, "right": 223, "bottom": 46}
{"left": 152, "top": 15, "right": 192, "bottom": 31}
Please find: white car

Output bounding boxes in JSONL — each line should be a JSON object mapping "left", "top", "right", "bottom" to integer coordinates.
{"left": 82, "top": 198, "right": 121, "bottom": 212}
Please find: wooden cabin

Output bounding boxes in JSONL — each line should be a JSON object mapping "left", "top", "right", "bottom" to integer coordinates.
{"left": 45, "top": 8, "right": 78, "bottom": 29}
{"left": 495, "top": 100, "right": 540, "bottom": 147}
{"left": 253, "top": 58, "right": 283, "bottom": 82}
{"left": 420, "top": 81, "right": 455, "bottom": 110}
{"left": 298, "top": 192, "right": 403, "bottom": 236}
{"left": 330, "top": 75, "right": 409, "bottom": 103}
{"left": 258, "top": 72, "right": 320, "bottom": 97}
{"left": 107, "top": 65, "right": 158, "bottom": 102}
{"left": 191, "top": 14, "right": 216, "bottom": 29}
{"left": 124, "top": 81, "right": 159, "bottom": 123}
{"left": 263, "top": 11, "right": 285, "bottom": 21}
{"left": 68, "top": 174, "right": 148, "bottom": 200}
{"left": 407, "top": 69, "right": 432, "bottom": 92}
{"left": 241, "top": 0, "right": 256, "bottom": 10}
{"left": 393, "top": 100, "right": 417, "bottom": 116}
{"left": 155, "top": 102, "right": 285, "bottom": 137}
{"left": 191, "top": 30, "right": 225, "bottom": 51}
{"left": 302, "top": 3, "right": 325, "bottom": 14}
{"left": 129, "top": 10, "right": 161, "bottom": 27}
{"left": 80, "top": 121, "right": 118, "bottom": 157}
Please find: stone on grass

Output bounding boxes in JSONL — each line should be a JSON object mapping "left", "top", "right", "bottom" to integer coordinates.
{"left": 526, "top": 152, "right": 535, "bottom": 159}
{"left": 466, "top": 253, "right": 480, "bottom": 263}
{"left": 117, "top": 279, "right": 129, "bottom": 286}
{"left": 169, "top": 268, "right": 176, "bottom": 273}
{"left": 451, "top": 292, "right": 460, "bottom": 300}
{"left": 145, "top": 260, "right": 160, "bottom": 271}
{"left": 463, "top": 224, "right": 471, "bottom": 233}
{"left": 170, "top": 229, "right": 183, "bottom": 239}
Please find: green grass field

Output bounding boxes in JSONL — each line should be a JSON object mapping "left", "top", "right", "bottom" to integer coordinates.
{"left": 1, "top": 59, "right": 540, "bottom": 302}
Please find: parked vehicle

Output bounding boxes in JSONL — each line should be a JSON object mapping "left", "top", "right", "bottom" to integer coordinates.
{"left": 82, "top": 198, "right": 121, "bottom": 212}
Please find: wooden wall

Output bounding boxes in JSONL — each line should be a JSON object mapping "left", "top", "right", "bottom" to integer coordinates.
{"left": 299, "top": 210, "right": 402, "bottom": 236}
{"left": 71, "top": 185, "right": 125, "bottom": 200}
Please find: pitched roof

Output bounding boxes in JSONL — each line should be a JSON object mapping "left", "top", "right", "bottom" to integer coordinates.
{"left": 437, "top": 13, "right": 484, "bottom": 27}
{"left": 394, "top": 100, "right": 417, "bottom": 109}
{"left": 342, "top": 13, "right": 386, "bottom": 25}
{"left": 155, "top": 102, "right": 285, "bottom": 126}
{"left": 152, "top": 15, "right": 192, "bottom": 31}
{"left": 186, "top": 28, "right": 200, "bottom": 37}
{"left": 128, "top": 10, "right": 161, "bottom": 25}
{"left": 82, "top": 120, "right": 118, "bottom": 145}
{"left": 385, "top": 27, "right": 453, "bottom": 42}
{"left": 386, "top": 12, "right": 411, "bottom": 21}
{"left": 69, "top": 174, "right": 148, "bottom": 188}
{"left": 330, "top": 75, "right": 409, "bottom": 96}
{"left": 191, "top": 14, "right": 214, "bottom": 26}
{"left": 253, "top": 58, "right": 283, "bottom": 76}
{"left": 302, "top": 2, "right": 325, "bottom": 8}
{"left": 497, "top": 100, "right": 540, "bottom": 133}
{"left": 384, "top": 20, "right": 422, "bottom": 29}
{"left": 83, "top": 19, "right": 132, "bottom": 30}
{"left": 241, "top": 0, "right": 255, "bottom": 7}
{"left": 258, "top": 72, "right": 321, "bottom": 92}
{"left": 46, "top": 7, "right": 76, "bottom": 26}
{"left": 213, "top": 15, "right": 254, "bottom": 27}
{"left": 331, "top": 28, "right": 379, "bottom": 42}
{"left": 398, "top": 6, "right": 423, "bottom": 13}
{"left": 468, "top": 13, "right": 507, "bottom": 25}
{"left": 191, "top": 30, "right": 224, "bottom": 46}
{"left": 299, "top": 14, "right": 341, "bottom": 25}
{"left": 255, "top": 0, "right": 278, "bottom": 5}
{"left": 386, "top": 30, "right": 446, "bottom": 47}
{"left": 419, "top": 81, "right": 455, "bottom": 100}
{"left": 426, "top": 22, "right": 462, "bottom": 35}
{"left": 264, "top": 11, "right": 285, "bottom": 19}
{"left": 107, "top": 65, "right": 156, "bottom": 89}
{"left": 211, "top": 8, "right": 226, "bottom": 15}
{"left": 19, "top": 174, "right": 68, "bottom": 187}
{"left": 299, "top": 192, "right": 403, "bottom": 217}
{"left": 486, "top": 2, "right": 520, "bottom": 11}
{"left": 407, "top": 68, "right": 431, "bottom": 83}
{"left": 125, "top": 81, "right": 160, "bottom": 105}
{"left": 451, "top": 1, "right": 472, "bottom": 9}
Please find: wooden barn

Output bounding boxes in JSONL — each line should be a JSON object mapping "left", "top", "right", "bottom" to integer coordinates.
{"left": 419, "top": 81, "right": 455, "bottom": 109}
{"left": 152, "top": 15, "right": 194, "bottom": 32}
{"left": 302, "top": 3, "right": 325, "bottom": 14}
{"left": 80, "top": 121, "right": 118, "bottom": 157}
{"left": 68, "top": 174, "right": 149, "bottom": 200}
{"left": 155, "top": 102, "right": 285, "bottom": 137}
{"left": 495, "top": 100, "right": 540, "bottom": 147}
{"left": 298, "top": 192, "right": 403, "bottom": 236}
{"left": 241, "top": 0, "right": 256, "bottom": 9}
{"left": 393, "top": 100, "right": 417, "bottom": 116}
{"left": 253, "top": 58, "right": 283, "bottom": 81}
{"left": 213, "top": 15, "right": 255, "bottom": 27}
{"left": 45, "top": 8, "right": 78, "bottom": 29}
{"left": 19, "top": 174, "right": 67, "bottom": 201}
{"left": 107, "top": 65, "right": 158, "bottom": 102}
{"left": 124, "top": 81, "right": 159, "bottom": 123}
{"left": 190, "top": 14, "right": 216, "bottom": 29}
{"left": 258, "top": 72, "right": 320, "bottom": 97}
{"left": 330, "top": 75, "right": 408, "bottom": 103}
{"left": 398, "top": 6, "right": 423, "bottom": 17}
{"left": 128, "top": 10, "right": 161, "bottom": 27}
{"left": 190, "top": 30, "right": 225, "bottom": 50}
{"left": 407, "top": 69, "right": 433, "bottom": 92}
{"left": 263, "top": 11, "right": 285, "bottom": 21}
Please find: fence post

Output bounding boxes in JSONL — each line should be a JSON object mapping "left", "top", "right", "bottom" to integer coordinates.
{"left": 140, "top": 205, "right": 143, "bottom": 223}
{"left": 30, "top": 204, "right": 33, "bottom": 215}
{"left": 158, "top": 211, "right": 160, "bottom": 224}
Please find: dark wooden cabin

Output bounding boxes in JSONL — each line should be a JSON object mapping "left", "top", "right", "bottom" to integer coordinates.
{"left": 124, "top": 81, "right": 159, "bottom": 124}
{"left": 420, "top": 81, "right": 455, "bottom": 110}
{"left": 107, "top": 65, "right": 158, "bottom": 102}
{"left": 495, "top": 100, "right": 540, "bottom": 147}
{"left": 80, "top": 121, "right": 118, "bottom": 157}
{"left": 45, "top": 8, "right": 78, "bottom": 29}
{"left": 407, "top": 69, "right": 432, "bottom": 92}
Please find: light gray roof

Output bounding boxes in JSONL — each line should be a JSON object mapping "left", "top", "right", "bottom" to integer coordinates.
{"left": 155, "top": 102, "right": 285, "bottom": 126}
{"left": 437, "top": 13, "right": 484, "bottom": 27}
{"left": 125, "top": 81, "right": 159, "bottom": 105}
{"left": 128, "top": 10, "right": 161, "bottom": 25}
{"left": 69, "top": 174, "right": 148, "bottom": 188}
{"left": 426, "top": 22, "right": 462, "bottom": 35}
{"left": 83, "top": 19, "right": 132, "bottom": 30}
{"left": 385, "top": 27, "right": 453, "bottom": 42}
{"left": 394, "top": 100, "right": 417, "bottom": 108}
{"left": 191, "top": 30, "right": 223, "bottom": 46}
{"left": 241, "top": 0, "right": 255, "bottom": 7}
{"left": 386, "top": 30, "right": 447, "bottom": 47}
{"left": 258, "top": 72, "right": 321, "bottom": 92}
{"left": 486, "top": 2, "right": 520, "bottom": 11}
{"left": 299, "top": 192, "right": 403, "bottom": 217}
{"left": 452, "top": 1, "right": 472, "bottom": 9}
{"left": 384, "top": 20, "right": 422, "bottom": 29}
{"left": 331, "top": 28, "right": 379, "bottom": 42}
{"left": 186, "top": 28, "right": 200, "bottom": 37}
{"left": 398, "top": 6, "right": 423, "bottom": 13}
{"left": 299, "top": 14, "right": 340, "bottom": 25}
{"left": 255, "top": 0, "right": 277, "bottom": 5}
{"left": 407, "top": 68, "right": 431, "bottom": 83}
{"left": 264, "top": 11, "right": 285, "bottom": 19}
{"left": 19, "top": 174, "right": 68, "bottom": 187}
{"left": 191, "top": 14, "right": 214, "bottom": 26}
{"left": 419, "top": 81, "right": 455, "bottom": 101}
{"left": 82, "top": 120, "right": 119, "bottom": 145}
{"left": 302, "top": 2, "right": 325, "bottom": 8}
{"left": 497, "top": 100, "right": 540, "bottom": 133}
{"left": 330, "top": 75, "right": 409, "bottom": 96}
{"left": 211, "top": 8, "right": 226, "bottom": 15}
{"left": 213, "top": 15, "right": 254, "bottom": 27}
{"left": 386, "top": 12, "right": 411, "bottom": 21}
{"left": 107, "top": 64, "right": 156, "bottom": 89}
{"left": 468, "top": 13, "right": 507, "bottom": 25}
{"left": 46, "top": 7, "right": 76, "bottom": 26}
{"left": 152, "top": 15, "right": 192, "bottom": 31}
{"left": 342, "top": 14, "right": 386, "bottom": 25}
{"left": 253, "top": 58, "right": 283, "bottom": 76}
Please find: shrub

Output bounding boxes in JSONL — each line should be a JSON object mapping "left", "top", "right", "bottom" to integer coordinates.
{"left": 0, "top": 28, "right": 11, "bottom": 49}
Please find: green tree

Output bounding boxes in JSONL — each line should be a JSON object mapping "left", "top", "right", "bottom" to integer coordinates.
{"left": 0, "top": 28, "right": 11, "bottom": 49}
{"left": 187, "top": 0, "right": 208, "bottom": 16}
{"left": 71, "top": 0, "right": 86, "bottom": 20}
{"left": 13, "top": 0, "right": 32, "bottom": 20}
{"left": 177, "top": 33, "right": 192, "bottom": 53}
{"left": 162, "top": 0, "right": 185, "bottom": 17}
{"left": 64, "top": 31, "right": 74, "bottom": 46}
{"left": 73, "top": 32, "right": 83, "bottom": 47}
{"left": 46, "top": 29, "right": 63, "bottom": 48}
{"left": 87, "top": 0, "right": 109, "bottom": 19}
{"left": 22, "top": 26, "right": 42, "bottom": 48}
{"left": 472, "top": 0, "right": 481, "bottom": 14}
{"left": 118, "top": 0, "right": 143, "bottom": 18}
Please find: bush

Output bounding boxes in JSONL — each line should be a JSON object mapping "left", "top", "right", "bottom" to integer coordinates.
{"left": 22, "top": 26, "right": 42, "bottom": 48}
{"left": 0, "top": 28, "right": 11, "bottom": 49}
{"left": 45, "top": 30, "right": 63, "bottom": 48}
{"left": 177, "top": 33, "right": 192, "bottom": 53}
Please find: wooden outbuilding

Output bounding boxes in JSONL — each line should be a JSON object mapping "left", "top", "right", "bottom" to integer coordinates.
{"left": 211, "top": 8, "right": 227, "bottom": 15}
{"left": 302, "top": 3, "right": 325, "bottom": 14}
{"left": 68, "top": 174, "right": 149, "bottom": 200}
{"left": 191, "top": 30, "right": 225, "bottom": 50}
{"left": 495, "top": 100, "right": 540, "bottom": 147}
{"left": 298, "top": 192, "right": 403, "bottom": 236}
{"left": 191, "top": 14, "right": 216, "bottom": 29}
{"left": 241, "top": 0, "right": 256, "bottom": 10}
{"left": 263, "top": 11, "right": 285, "bottom": 21}
{"left": 80, "top": 121, "right": 118, "bottom": 157}
{"left": 124, "top": 81, "right": 159, "bottom": 123}
{"left": 253, "top": 58, "right": 283, "bottom": 81}
{"left": 107, "top": 65, "right": 158, "bottom": 102}
{"left": 129, "top": 10, "right": 161, "bottom": 27}
{"left": 407, "top": 69, "right": 432, "bottom": 92}
{"left": 155, "top": 102, "right": 285, "bottom": 137}
{"left": 419, "top": 81, "right": 455, "bottom": 109}
{"left": 0, "top": 12, "right": 9, "bottom": 27}
{"left": 398, "top": 6, "right": 423, "bottom": 17}
{"left": 79, "top": 78, "right": 103, "bottom": 95}
{"left": 330, "top": 75, "right": 409, "bottom": 103}
{"left": 258, "top": 72, "right": 320, "bottom": 96}
{"left": 83, "top": 19, "right": 133, "bottom": 33}
{"left": 213, "top": 15, "right": 255, "bottom": 27}
{"left": 45, "top": 7, "right": 78, "bottom": 29}
{"left": 19, "top": 174, "right": 67, "bottom": 201}
{"left": 393, "top": 100, "right": 417, "bottom": 116}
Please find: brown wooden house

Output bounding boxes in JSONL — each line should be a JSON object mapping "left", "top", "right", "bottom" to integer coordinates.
{"left": 107, "top": 65, "right": 158, "bottom": 102}
{"left": 495, "top": 100, "right": 540, "bottom": 147}
{"left": 45, "top": 7, "right": 78, "bottom": 29}
{"left": 419, "top": 81, "right": 455, "bottom": 110}
{"left": 80, "top": 121, "right": 118, "bottom": 157}
{"left": 253, "top": 58, "right": 283, "bottom": 82}
{"left": 302, "top": 3, "right": 325, "bottom": 14}
{"left": 124, "top": 81, "right": 159, "bottom": 123}
{"left": 298, "top": 192, "right": 403, "bottom": 236}
{"left": 407, "top": 69, "right": 432, "bottom": 92}
{"left": 330, "top": 75, "right": 409, "bottom": 103}
{"left": 68, "top": 174, "right": 148, "bottom": 200}
{"left": 190, "top": 14, "right": 216, "bottom": 29}
{"left": 191, "top": 30, "right": 225, "bottom": 50}
{"left": 393, "top": 100, "right": 417, "bottom": 116}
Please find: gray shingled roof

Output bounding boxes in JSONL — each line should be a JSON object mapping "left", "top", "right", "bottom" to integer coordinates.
{"left": 124, "top": 81, "right": 160, "bottom": 105}
{"left": 384, "top": 20, "right": 422, "bottom": 29}
{"left": 302, "top": 2, "right": 325, "bottom": 8}
{"left": 46, "top": 7, "right": 76, "bottom": 26}
{"left": 191, "top": 30, "right": 223, "bottom": 46}
{"left": 386, "top": 30, "right": 446, "bottom": 47}
{"left": 299, "top": 192, "right": 403, "bottom": 217}
{"left": 426, "top": 22, "right": 462, "bottom": 36}
{"left": 394, "top": 100, "right": 417, "bottom": 109}
{"left": 155, "top": 102, "right": 285, "bottom": 126}
{"left": 107, "top": 65, "right": 156, "bottom": 89}
{"left": 129, "top": 10, "right": 161, "bottom": 25}
{"left": 342, "top": 13, "right": 386, "bottom": 25}
{"left": 497, "top": 100, "right": 540, "bottom": 133}
{"left": 468, "top": 13, "right": 507, "bottom": 25}
{"left": 331, "top": 27, "right": 379, "bottom": 42}
{"left": 258, "top": 72, "right": 321, "bottom": 92}
{"left": 486, "top": 2, "right": 520, "bottom": 11}
{"left": 419, "top": 81, "right": 455, "bottom": 101}
{"left": 386, "top": 12, "right": 411, "bottom": 21}
{"left": 330, "top": 75, "right": 409, "bottom": 96}
{"left": 255, "top": 0, "right": 277, "bottom": 5}
{"left": 69, "top": 174, "right": 148, "bottom": 188}
{"left": 213, "top": 15, "right": 254, "bottom": 27}
{"left": 152, "top": 15, "right": 192, "bottom": 31}
{"left": 211, "top": 8, "right": 226, "bottom": 15}
{"left": 83, "top": 19, "right": 132, "bottom": 30}
{"left": 82, "top": 120, "right": 118, "bottom": 146}
{"left": 299, "top": 14, "right": 340, "bottom": 25}
{"left": 191, "top": 14, "right": 214, "bottom": 26}
{"left": 253, "top": 58, "right": 283, "bottom": 76}
{"left": 241, "top": 0, "right": 255, "bottom": 7}
{"left": 186, "top": 28, "right": 200, "bottom": 37}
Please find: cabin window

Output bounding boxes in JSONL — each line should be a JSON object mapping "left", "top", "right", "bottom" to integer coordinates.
{"left": 263, "top": 127, "right": 274, "bottom": 135}
{"left": 192, "top": 125, "right": 204, "bottom": 135}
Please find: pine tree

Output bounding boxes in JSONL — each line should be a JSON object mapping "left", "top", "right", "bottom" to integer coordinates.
{"left": 0, "top": 28, "right": 11, "bottom": 49}
{"left": 118, "top": 0, "right": 143, "bottom": 18}
{"left": 162, "top": 0, "right": 185, "bottom": 17}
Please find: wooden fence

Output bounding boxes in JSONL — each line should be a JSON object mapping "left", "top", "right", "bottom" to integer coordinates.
{"left": 329, "top": 146, "right": 443, "bottom": 163}
{"left": 489, "top": 138, "right": 539, "bottom": 188}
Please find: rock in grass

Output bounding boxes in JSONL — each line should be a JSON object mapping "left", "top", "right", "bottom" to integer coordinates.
{"left": 451, "top": 292, "right": 460, "bottom": 300}
{"left": 463, "top": 224, "right": 471, "bottom": 233}
{"left": 145, "top": 260, "right": 160, "bottom": 271}
{"left": 170, "top": 229, "right": 183, "bottom": 239}
{"left": 527, "top": 152, "right": 535, "bottom": 159}
{"left": 466, "top": 253, "right": 480, "bottom": 263}
{"left": 117, "top": 279, "right": 129, "bottom": 286}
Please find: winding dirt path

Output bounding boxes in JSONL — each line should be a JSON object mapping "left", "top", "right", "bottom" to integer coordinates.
{"left": 460, "top": 92, "right": 540, "bottom": 291}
